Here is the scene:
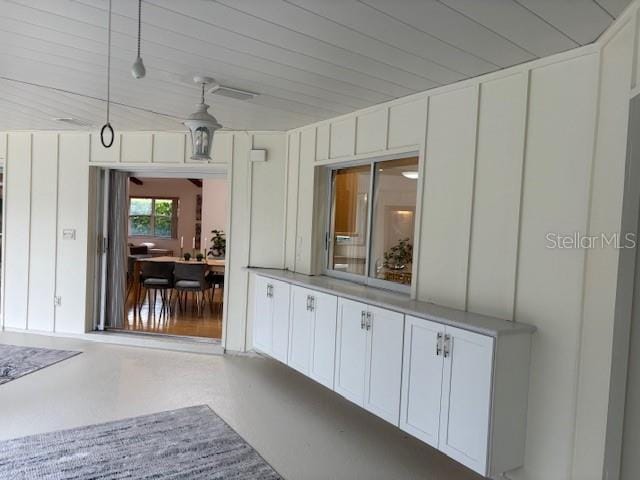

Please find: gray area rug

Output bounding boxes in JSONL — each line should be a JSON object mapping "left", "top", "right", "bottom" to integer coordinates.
{"left": 0, "top": 405, "right": 283, "bottom": 479}
{"left": 0, "top": 344, "right": 80, "bottom": 385}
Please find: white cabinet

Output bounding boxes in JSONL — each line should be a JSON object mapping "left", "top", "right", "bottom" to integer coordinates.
{"left": 253, "top": 276, "right": 290, "bottom": 362}
{"left": 253, "top": 275, "right": 273, "bottom": 354}
{"left": 400, "top": 316, "right": 445, "bottom": 448}
{"left": 439, "top": 325, "right": 493, "bottom": 475}
{"left": 335, "top": 298, "right": 368, "bottom": 404}
{"left": 253, "top": 274, "right": 533, "bottom": 478}
{"left": 364, "top": 305, "right": 404, "bottom": 424}
{"left": 308, "top": 291, "right": 338, "bottom": 389}
{"left": 335, "top": 298, "right": 405, "bottom": 425}
{"left": 401, "top": 316, "right": 499, "bottom": 476}
{"left": 271, "top": 280, "right": 291, "bottom": 363}
{"left": 288, "top": 285, "right": 338, "bottom": 388}
{"left": 288, "top": 285, "right": 314, "bottom": 374}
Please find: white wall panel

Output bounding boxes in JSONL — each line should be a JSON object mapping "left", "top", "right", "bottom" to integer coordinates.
{"left": 316, "top": 124, "right": 329, "bottom": 161}
{"left": 388, "top": 99, "right": 427, "bottom": 149}
{"left": 27, "top": 134, "right": 58, "bottom": 332}
{"left": 295, "top": 127, "right": 317, "bottom": 274}
{"left": 514, "top": 54, "right": 598, "bottom": 480}
{"left": 3, "top": 133, "right": 31, "bottom": 329}
{"left": 90, "top": 133, "right": 120, "bottom": 163}
{"left": 575, "top": 23, "right": 634, "bottom": 480}
{"left": 55, "top": 134, "right": 91, "bottom": 334}
{"left": 153, "top": 133, "right": 185, "bottom": 163}
{"left": 285, "top": 131, "right": 300, "bottom": 270}
{"left": 121, "top": 132, "right": 152, "bottom": 163}
{"left": 356, "top": 108, "right": 387, "bottom": 154}
{"left": 225, "top": 133, "right": 252, "bottom": 351}
{"left": 0, "top": 132, "right": 6, "bottom": 160}
{"left": 211, "top": 133, "right": 233, "bottom": 164}
{"left": 329, "top": 117, "right": 356, "bottom": 159}
{"left": 416, "top": 86, "right": 478, "bottom": 309}
{"left": 249, "top": 133, "right": 287, "bottom": 267}
{"left": 467, "top": 73, "right": 527, "bottom": 320}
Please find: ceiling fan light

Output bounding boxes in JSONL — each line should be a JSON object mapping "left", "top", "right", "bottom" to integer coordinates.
{"left": 183, "top": 100, "right": 222, "bottom": 161}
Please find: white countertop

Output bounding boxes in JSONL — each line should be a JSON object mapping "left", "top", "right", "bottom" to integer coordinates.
{"left": 248, "top": 268, "right": 536, "bottom": 338}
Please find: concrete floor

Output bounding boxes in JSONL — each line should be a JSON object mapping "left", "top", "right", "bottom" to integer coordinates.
{"left": 0, "top": 331, "right": 481, "bottom": 480}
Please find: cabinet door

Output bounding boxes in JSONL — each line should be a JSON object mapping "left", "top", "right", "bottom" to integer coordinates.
{"left": 334, "top": 298, "right": 368, "bottom": 406}
{"left": 439, "top": 326, "right": 494, "bottom": 476}
{"left": 363, "top": 306, "right": 405, "bottom": 425}
{"left": 399, "top": 316, "right": 445, "bottom": 448}
{"left": 270, "top": 279, "right": 291, "bottom": 363}
{"left": 253, "top": 276, "right": 273, "bottom": 354}
{"left": 288, "top": 285, "right": 313, "bottom": 374}
{"left": 309, "top": 291, "right": 338, "bottom": 389}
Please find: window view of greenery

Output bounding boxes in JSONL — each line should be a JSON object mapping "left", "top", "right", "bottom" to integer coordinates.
{"left": 129, "top": 197, "right": 177, "bottom": 238}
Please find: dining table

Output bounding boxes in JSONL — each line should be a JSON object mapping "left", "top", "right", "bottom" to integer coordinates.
{"left": 131, "top": 256, "right": 226, "bottom": 306}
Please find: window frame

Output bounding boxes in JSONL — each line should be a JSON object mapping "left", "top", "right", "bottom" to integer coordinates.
{"left": 128, "top": 196, "right": 179, "bottom": 239}
{"left": 323, "top": 151, "right": 419, "bottom": 294}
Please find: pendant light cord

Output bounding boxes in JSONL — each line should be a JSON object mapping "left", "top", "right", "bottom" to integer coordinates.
{"left": 137, "top": 0, "right": 142, "bottom": 58}
{"left": 101, "top": 0, "right": 114, "bottom": 148}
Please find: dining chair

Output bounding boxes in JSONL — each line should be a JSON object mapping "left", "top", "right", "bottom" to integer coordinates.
{"left": 138, "top": 261, "right": 175, "bottom": 317}
{"left": 206, "top": 270, "right": 225, "bottom": 312}
{"left": 173, "top": 263, "right": 212, "bottom": 316}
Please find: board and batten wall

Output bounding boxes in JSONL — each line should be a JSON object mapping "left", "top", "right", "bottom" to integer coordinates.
{"left": 282, "top": 4, "right": 640, "bottom": 478}
{"left": 0, "top": 130, "right": 288, "bottom": 353}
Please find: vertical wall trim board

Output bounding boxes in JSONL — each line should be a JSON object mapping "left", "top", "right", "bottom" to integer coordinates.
{"left": 293, "top": 132, "right": 301, "bottom": 272}
{"left": 464, "top": 84, "right": 482, "bottom": 312}
{"left": 52, "top": 134, "right": 61, "bottom": 332}
{"left": 283, "top": 132, "right": 291, "bottom": 269}
{"left": 633, "top": 10, "right": 640, "bottom": 89}
{"left": 570, "top": 50, "right": 605, "bottom": 477}
{"left": 410, "top": 98, "right": 429, "bottom": 300}
{"left": 512, "top": 71, "right": 533, "bottom": 322}
{"left": 221, "top": 133, "right": 235, "bottom": 351}
{"left": 24, "top": 134, "right": 33, "bottom": 330}
{"left": 385, "top": 107, "right": 391, "bottom": 151}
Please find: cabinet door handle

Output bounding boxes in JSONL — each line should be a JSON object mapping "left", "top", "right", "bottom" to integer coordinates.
{"left": 443, "top": 334, "right": 451, "bottom": 358}
{"left": 360, "top": 310, "right": 366, "bottom": 329}
{"left": 366, "top": 311, "right": 372, "bottom": 331}
{"left": 267, "top": 284, "right": 273, "bottom": 298}
{"left": 436, "top": 332, "right": 443, "bottom": 356}
{"left": 309, "top": 296, "right": 315, "bottom": 312}
{"left": 306, "top": 295, "right": 311, "bottom": 311}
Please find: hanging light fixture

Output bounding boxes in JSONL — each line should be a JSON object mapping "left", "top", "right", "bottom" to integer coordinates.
{"left": 183, "top": 76, "right": 222, "bottom": 161}
{"left": 131, "top": 0, "right": 146, "bottom": 79}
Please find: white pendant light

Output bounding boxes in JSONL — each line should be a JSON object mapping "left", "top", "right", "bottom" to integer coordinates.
{"left": 131, "top": 0, "right": 146, "bottom": 79}
{"left": 402, "top": 171, "right": 419, "bottom": 179}
{"left": 183, "top": 76, "right": 222, "bottom": 161}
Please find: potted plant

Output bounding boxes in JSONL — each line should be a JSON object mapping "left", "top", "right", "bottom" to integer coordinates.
{"left": 196, "top": 253, "right": 204, "bottom": 262}
{"left": 183, "top": 252, "right": 192, "bottom": 261}
{"left": 208, "top": 229, "right": 226, "bottom": 258}
{"left": 383, "top": 238, "right": 413, "bottom": 270}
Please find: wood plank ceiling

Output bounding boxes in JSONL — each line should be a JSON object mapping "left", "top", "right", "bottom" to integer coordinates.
{"left": 0, "top": 0, "right": 630, "bottom": 132}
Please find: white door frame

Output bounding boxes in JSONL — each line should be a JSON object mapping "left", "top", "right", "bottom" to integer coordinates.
{"left": 92, "top": 163, "right": 230, "bottom": 347}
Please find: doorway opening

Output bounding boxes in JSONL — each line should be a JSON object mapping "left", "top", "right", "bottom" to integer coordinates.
{"left": 98, "top": 171, "right": 228, "bottom": 341}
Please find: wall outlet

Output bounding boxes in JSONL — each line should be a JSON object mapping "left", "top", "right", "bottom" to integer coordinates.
{"left": 54, "top": 296, "right": 62, "bottom": 306}
{"left": 62, "top": 229, "right": 76, "bottom": 240}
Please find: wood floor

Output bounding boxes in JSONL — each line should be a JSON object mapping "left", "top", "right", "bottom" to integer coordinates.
{"left": 121, "top": 288, "right": 223, "bottom": 339}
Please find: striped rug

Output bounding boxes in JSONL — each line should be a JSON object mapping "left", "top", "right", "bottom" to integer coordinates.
{"left": 0, "top": 344, "right": 80, "bottom": 385}
{"left": 0, "top": 405, "right": 282, "bottom": 479}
